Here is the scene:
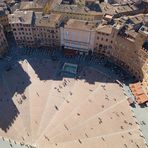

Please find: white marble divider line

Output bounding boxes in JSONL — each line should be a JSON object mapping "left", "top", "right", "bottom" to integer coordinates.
{"left": 35, "top": 81, "right": 102, "bottom": 144}
{"left": 45, "top": 97, "right": 128, "bottom": 143}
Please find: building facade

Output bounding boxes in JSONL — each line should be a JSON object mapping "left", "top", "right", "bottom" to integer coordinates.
{"left": 0, "top": 7, "right": 10, "bottom": 32}
{"left": 111, "top": 25, "right": 148, "bottom": 80}
{"left": 93, "top": 20, "right": 148, "bottom": 95}
{"left": 60, "top": 19, "right": 96, "bottom": 54}
{"left": 0, "top": 24, "right": 8, "bottom": 56}
{"left": 7, "top": 9, "right": 148, "bottom": 96}
{"left": 9, "top": 10, "right": 63, "bottom": 49}
{"left": 8, "top": 10, "right": 35, "bottom": 48}
{"left": 94, "top": 24, "right": 114, "bottom": 56}
{"left": 33, "top": 13, "right": 62, "bottom": 48}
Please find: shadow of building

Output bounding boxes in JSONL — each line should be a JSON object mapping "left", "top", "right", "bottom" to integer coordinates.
{"left": 0, "top": 63, "right": 31, "bottom": 132}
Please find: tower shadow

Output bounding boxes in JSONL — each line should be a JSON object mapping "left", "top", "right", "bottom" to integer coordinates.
{"left": 0, "top": 63, "right": 31, "bottom": 132}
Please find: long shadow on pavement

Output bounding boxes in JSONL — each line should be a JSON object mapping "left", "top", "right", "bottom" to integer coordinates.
{"left": 0, "top": 63, "right": 31, "bottom": 132}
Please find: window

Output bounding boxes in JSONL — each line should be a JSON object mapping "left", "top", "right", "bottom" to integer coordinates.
{"left": 99, "top": 44, "right": 102, "bottom": 49}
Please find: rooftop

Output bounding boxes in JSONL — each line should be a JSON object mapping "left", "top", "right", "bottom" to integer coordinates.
{"left": 130, "top": 83, "right": 148, "bottom": 104}
{"left": 8, "top": 10, "right": 34, "bottom": 24}
{"left": 113, "top": 4, "right": 136, "bottom": 13}
{"left": 34, "top": 12, "right": 62, "bottom": 27}
{"left": 99, "top": 2, "right": 116, "bottom": 15}
{"left": 128, "top": 14, "right": 144, "bottom": 25}
{"left": 97, "top": 25, "right": 113, "bottom": 34}
{"left": 20, "top": 1, "right": 43, "bottom": 10}
{"left": 86, "top": 1, "right": 102, "bottom": 12}
{"left": 139, "top": 25, "right": 148, "bottom": 35}
{"left": 52, "top": 4, "right": 102, "bottom": 15}
{"left": 65, "top": 19, "right": 98, "bottom": 31}
{"left": 0, "top": 24, "right": 4, "bottom": 31}
{"left": 125, "top": 29, "right": 138, "bottom": 39}
{"left": 99, "top": 2, "right": 140, "bottom": 16}
{"left": 0, "top": 6, "right": 9, "bottom": 16}
{"left": 0, "top": 7, "right": 5, "bottom": 16}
